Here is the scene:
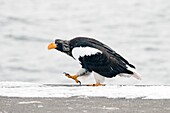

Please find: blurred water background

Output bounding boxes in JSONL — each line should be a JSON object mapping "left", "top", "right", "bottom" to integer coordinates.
{"left": 0, "top": 0, "right": 170, "bottom": 85}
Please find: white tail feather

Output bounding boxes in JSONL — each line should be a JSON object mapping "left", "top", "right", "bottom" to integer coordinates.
{"left": 127, "top": 66, "right": 142, "bottom": 80}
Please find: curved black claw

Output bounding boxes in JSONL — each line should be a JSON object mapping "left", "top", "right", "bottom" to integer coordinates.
{"left": 63, "top": 72, "right": 69, "bottom": 75}
{"left": 78, "top": 81, "right": 81, "bottom": 86}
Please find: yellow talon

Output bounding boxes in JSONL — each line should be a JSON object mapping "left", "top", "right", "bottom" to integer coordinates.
{"left": 64, "top": 72, "right": 81, "bottom": 84}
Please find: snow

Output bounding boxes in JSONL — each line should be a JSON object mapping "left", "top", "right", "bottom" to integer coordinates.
{"left": 0, "top": 82, "right": 170, "bottom": 99}
{"left": 18, "top": 101, "right": 42, "bottom": 104}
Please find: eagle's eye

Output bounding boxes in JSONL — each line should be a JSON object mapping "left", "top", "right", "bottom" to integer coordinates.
{"left": 62, "top": 43, "right": 70, "bottom": 51}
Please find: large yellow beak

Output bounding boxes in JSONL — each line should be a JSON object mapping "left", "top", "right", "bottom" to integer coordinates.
{"left": 48, "top": 43, "right": 57, "bottom": 50}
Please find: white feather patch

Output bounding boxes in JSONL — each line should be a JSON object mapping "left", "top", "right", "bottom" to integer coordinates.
{"left": 76, "top": 68, "right": 91, "bottom": 76}
{"left": 127, "top": 65, "right": 142, "bottom": 80}
{"left": 72, "top": 47, "right": 102, "bottom": 60}
{"left": 93, "top": 72, "right": 105, "bottom": 84}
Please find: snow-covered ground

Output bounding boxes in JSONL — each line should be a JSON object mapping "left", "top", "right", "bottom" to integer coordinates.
{"left": 0, "top": 82, "right": 170, "bottom": 99}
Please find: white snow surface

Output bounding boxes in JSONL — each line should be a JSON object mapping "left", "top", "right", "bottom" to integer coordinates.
{"left": 18, "top": 101, "right": 42, "bottom": 104}
{"left": 0, "top": 82, "right": 170, "bottom": 99}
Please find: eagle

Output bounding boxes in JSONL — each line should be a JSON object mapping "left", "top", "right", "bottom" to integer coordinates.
{"left": 48, "top": 37, "right": 141, "bottom": 86}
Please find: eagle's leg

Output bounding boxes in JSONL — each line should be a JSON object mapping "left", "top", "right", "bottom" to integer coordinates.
{"left": 64, "top": 68, "right": 91, "bottom": 85}
{"left": 87, "top": 72, "right": 106, "bottom": 86}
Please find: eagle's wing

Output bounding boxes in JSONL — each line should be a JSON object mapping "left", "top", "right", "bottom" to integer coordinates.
{"left": 85, "top": 38, "right": 136, "bottom": 69}
{"left": 70, "top": 37, "right": 136, "bottom": 77}
{"left": 70, "top": 37, "right": 135, "bottom": 69}
{"left": 78, "top": 53, "right": 133, "bottom": 78}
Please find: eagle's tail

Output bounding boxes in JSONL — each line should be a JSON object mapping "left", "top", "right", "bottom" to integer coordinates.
{"left": 127, "top": 66, "right": 142, "bottom": 80}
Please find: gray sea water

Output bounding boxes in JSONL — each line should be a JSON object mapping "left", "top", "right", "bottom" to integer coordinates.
{"left": 0, "top": 0, "right": 170, "bottom": 85}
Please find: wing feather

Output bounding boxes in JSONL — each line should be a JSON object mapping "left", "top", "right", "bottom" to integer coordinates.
{"left": 79, "top": 53, "right": 133, "bottom": 78}
{"left": 70, "top": 37, "right": 135, "bottom": 69}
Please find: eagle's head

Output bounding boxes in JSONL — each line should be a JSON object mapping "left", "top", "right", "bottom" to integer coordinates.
{"left": 48, "top": 39, "right": 71, "bottom": 55}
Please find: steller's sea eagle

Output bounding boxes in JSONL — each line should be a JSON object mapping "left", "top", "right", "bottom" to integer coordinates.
{"left": 48, "top": 37, "right": 141, "bottom": 86}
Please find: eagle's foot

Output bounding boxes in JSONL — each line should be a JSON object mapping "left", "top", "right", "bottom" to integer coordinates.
{"left": 64, "top": 72, "right": 81, "bottom": 85}
{"left": 87, "top": 83, "right": 105, "bottom": 86}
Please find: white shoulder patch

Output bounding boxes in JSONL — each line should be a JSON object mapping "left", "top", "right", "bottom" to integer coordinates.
{"left": 72, "top": 47, "right": 102, "bottom": 60}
